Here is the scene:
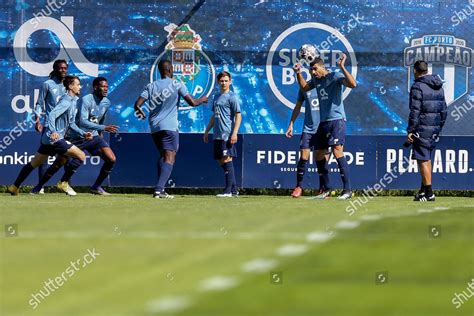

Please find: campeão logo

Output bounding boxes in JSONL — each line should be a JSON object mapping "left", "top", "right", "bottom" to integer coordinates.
{"left": 266, "top": 22, "right": 357, "bottom": 112}
{"left": 150, "top": 24, "right": 215, "bottom": 110}
{"left": 404, "top": 35, "right": 473, "bottom": 106}
{"left": 13, "top": 16, "right": 98, "bottom": 77}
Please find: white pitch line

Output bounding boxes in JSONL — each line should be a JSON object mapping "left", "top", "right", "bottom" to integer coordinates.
{"left": 241, "top": 258, "right": 278, "bottom": 273}
{"left": 306, "top": 231, "right": 335, "bottom": 243}
{"left": 417, "top": 208, "right": 434, "bottom": 213}
{"left": 434, "top": 206, "right": 451, "bottom": 211}
{"left": 276, "top": 244, "right": 309, "bottom": 257}
{"left": 145, "top": 296, "right": 192, "bottom": 314}
{"left": 359, "top": 214, "right": 383, "bottom": 221}
{"left": 335, "top": 220, "right": 361, "bottom": 229}
{"left": 14, "top": 231, "right": 308, "bottom": 241}
{"left": 198, "top": 276, "right": 240, "bottom": 292}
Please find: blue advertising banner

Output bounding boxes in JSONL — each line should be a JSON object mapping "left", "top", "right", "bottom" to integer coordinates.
{"left": 1, "top": 133, "right": 473, "bottom": 190}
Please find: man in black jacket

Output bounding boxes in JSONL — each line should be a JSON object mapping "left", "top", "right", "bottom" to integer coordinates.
{"left": 407, "top": 60, "right": 447, "bottom": 202}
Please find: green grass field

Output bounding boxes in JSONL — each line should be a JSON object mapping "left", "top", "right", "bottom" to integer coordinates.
{"left": 0, "top": 194, "right": 473, "bottom": 316}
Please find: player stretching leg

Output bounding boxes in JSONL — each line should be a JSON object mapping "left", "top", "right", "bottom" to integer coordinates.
{"left": 8, "top": 76, "right": 89, "bottom": 195}
{"left": 203, "top": 71, "right": 242, "bottom": 197}
{"left": 134, "top": 60, "right": 208, "bottom": 199}
{"left": 33, "top": 59, "right": 68, "bottom": 194}
{"left": 32, "top": 77, "right": 118, "bottom": 196}
{"left": 293, "top": 54, "right": 357, "bottom": 200}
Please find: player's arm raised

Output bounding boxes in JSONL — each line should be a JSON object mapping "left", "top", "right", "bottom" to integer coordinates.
{"left": 293, "top": 64, "right": 311, "bottom": 92}
{"left": 286, "top": 100, "right": 303, "bottom": 138}
{"left": 203, "top": 115, "right": 214, "bottom": 143}
{"left": 338, "top": 53, "right": 357, "bottom": 88}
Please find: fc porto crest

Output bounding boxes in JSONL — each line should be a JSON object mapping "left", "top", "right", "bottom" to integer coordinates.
{"left": 404, "top": 35, "right": 473, "bottom": 106}
{"left": 151, "top": 24, "right": 215, "bottom": 110}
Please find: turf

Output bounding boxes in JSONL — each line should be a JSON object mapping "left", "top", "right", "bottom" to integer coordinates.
{"left": 0, "top": 194, "right": 473, "bottom": 316}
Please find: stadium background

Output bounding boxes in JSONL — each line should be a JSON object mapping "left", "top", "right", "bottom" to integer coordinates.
{"left": 0, "top": 0, "right": 473, "bottom": 189}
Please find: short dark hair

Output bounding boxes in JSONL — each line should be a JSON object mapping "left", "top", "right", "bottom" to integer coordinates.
{"left": 414, "top": 60, "right": 428, "bottom": 75}
{"left": 217, "top": 71, "right": 231, "bottom": 81}
{"left": 63, "top": 75, "right": 80, "bottom": 90}
{"left": 49, "top": 59, "right": 68, "bottom": 79}
{"left": 158, "top": 59, "right": 172, "bottom": 77}
{"left": 93, "top": 77, "right": 107, "bottom": 87}
{"left": 309, "top": 57, "right": 325, "bottom": 67}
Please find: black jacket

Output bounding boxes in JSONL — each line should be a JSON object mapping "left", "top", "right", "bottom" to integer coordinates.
{"left": 407, "top": 74, "right": 447, "bottom": 148}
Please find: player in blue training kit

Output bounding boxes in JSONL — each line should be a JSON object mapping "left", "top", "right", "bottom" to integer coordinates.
{"left": 204, "top": 71, "right": 242, "bottom": 197}
{"left": 134, "top": 59, "right": 208, "bottom": 199}
{"left": 8, "top": 76, "right": 90, "bottom": 196}
{"left": 286, "top": 88, "right": 328, "bottom": 198}
{"left": 33, "top": 59, "right": 68, "bottom": 193}
{"left": 31, "top": 77, "right": 119, "bottom": 196}
{"left": 293, "top": 54, "right": 357, "bottom": 200}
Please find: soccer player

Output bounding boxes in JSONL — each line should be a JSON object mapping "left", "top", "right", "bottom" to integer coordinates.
{"left": 33, "top": 59, "right": 68, "bottom": 193}
{"left": 285, "top": 88, "right": 327, "bottom": 198}
{"left": 293, "top": 54, "right": 357, "bottom": 200}
{"left": 31, "top": 77, "right": 118, "bottom": 196}
{"left": 134, "top": 59, "right": 208, "bottom": 199}
{"left": 406, "top": 60, "right": 447, "bottom": 202}
{"left": 8, "top": 76, "right": 90, "bottom": 195}
{"left": 203, "top": 71, "right": 242, "bottom": 197}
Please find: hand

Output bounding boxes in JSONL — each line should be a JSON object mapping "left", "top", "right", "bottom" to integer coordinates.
{"left": 203, "top": 131, "right": 209, "bottom": 143}
{"left": 35, "top": 121, "right": 43, "bottom": 133}
{"left": 293, "top": 63, "right": 302, "bottom": 74}
{"left": 200, "top": 96, "right": 209, "bottom": 104}
{"left": 104, "top": 125, "right": 119, "bottom": 133}
{"left": 50, "top": 132, "right": 59, "bottom": 142}
{"left": 84, "top": 132, "right": 93, "bottom": 141}
{"left": 230, "top": 133, "right": 238, "bottom": 145}
{"left": 337, "top": 53, "right": 347, "bottom": 69}
{"left": 135, "top": 107, "right": 146, "bottom": 120}
{"left": 407, "top": 133, "right": 414, "bottom": 144}
{"left": 285, "top": 125, "right": 293, "bottom": 138}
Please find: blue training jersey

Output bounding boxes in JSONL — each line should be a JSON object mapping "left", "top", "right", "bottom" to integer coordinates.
{"left": 307, "top": 71, "right": 346, "bottom": 122}
{"left": 41, "top": 94, "right": 85, "bottom": 145}
{"left": 68, "top": 93, "right": 111, "bottom": 140}
{"left": 140, "top": 77, "right": 189, "bottom": 133}
{"left": 212, "top": 91, "right": 241, "bottom": 141}
{"left": 34, "top": 78, "right": 66, "bottom": 119}
{"left": 297, "top": 86, "right": 320, "bottom": 134}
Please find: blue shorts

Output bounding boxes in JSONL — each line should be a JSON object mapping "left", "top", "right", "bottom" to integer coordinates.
{"left": 300, "top": 132, "right": 317, "bottom": 150}
{"left": 38, "top": 139, "right": 73, "bottom": 156}
{"left": 71, "top": 136, "right": 109, "bottom": 156}
{"left": 411, "top": 143, "right": 433, "bottom": 161}
{"left": 315, "top": 119, "right": 346, "bottom": 150}
{"left": 152, "top": 130, "right": 179, "bottom": 152}
{"left": 214, "top": 139, "right": 237, "bottom": 160}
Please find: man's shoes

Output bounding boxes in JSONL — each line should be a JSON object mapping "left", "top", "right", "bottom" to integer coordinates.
{"left": 7, "top": 185, "right": 19, "bottom": 196}
{"left": 414, "top": 193, "right": 435, "bottom": 202}
{"left": 153, "top": 191, "right": 174, "bottom": 199}
{"left": 57, "top": 181, "right": 77, "bottom": 196}
{"left": 216, "top": 192, "right": 233, "bottom": 198}
{"left": 91, "top": 186, "right": 111, "bottom": 196}
{"left": 337, "top": 190, "right": 353, "bottom": 200}
{"left": 291, "top": 186, "right": 302, "bottom": 198}
{"left": 314, "top": 189, "right": 332, "bottom": 199}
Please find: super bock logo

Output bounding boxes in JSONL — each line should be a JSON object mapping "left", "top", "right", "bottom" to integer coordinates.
{"left": 151, "top": 24, "right": 215, "bottom": 110}
{"left": 404, "top": 35, "right": 473, "bottom": 106}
